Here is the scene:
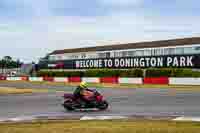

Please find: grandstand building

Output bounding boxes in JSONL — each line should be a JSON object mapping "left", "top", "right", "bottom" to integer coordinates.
{"left": 38, "top": 37, "right": 200, "bottom": 70}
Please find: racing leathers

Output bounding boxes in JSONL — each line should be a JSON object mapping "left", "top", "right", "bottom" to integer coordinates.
{"left": 73, "top": 86, "right": 95, "bottom": 106}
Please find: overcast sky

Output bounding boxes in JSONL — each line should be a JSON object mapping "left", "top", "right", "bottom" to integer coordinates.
{"left": 0, "top": 0, "right": 200, "bottom": 62}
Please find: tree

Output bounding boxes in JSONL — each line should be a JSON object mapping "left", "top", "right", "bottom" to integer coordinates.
{"left": 0, "top": 56, "right": 23, "bottom": 69}
{"left": 16, "top": 59, "right": 23, "bottom": 68}
{"left": 3, "top": 56, "right": 12, "bottom": 62}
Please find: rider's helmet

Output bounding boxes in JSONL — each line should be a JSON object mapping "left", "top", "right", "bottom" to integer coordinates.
{"left": 79, "top": 81, "right": 88, "bottom": 89}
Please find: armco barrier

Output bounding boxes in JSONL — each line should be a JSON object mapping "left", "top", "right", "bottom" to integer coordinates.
{"left": 43, "top": 77, "right": 54, "bottom": 82}
{"left": 144, "top": 77, "right": 169, "bottom": 85}
{"left": 29, "top": 77, "right": 43, "bottom": 82}
{"left": 54, "top": 77, "right": 68, "bottom": 82}
{"left": 82, "top": 77, "right": 100, "bottom": 83}
{"left": 169, "top": 78, "right": 200, "bottom": 85}
{"left": 119, "top": 78, "right": 143, "bottom": 84}
{"left": 68, "top": 77, "right": 81, "bottom": 83}
{"left": 100, "top": 77, "right": 118, "bottom": 84}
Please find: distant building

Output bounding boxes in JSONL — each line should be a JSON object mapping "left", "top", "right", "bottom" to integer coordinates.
{"left": 38, "top": 37, "right": 200, "bottom": 70}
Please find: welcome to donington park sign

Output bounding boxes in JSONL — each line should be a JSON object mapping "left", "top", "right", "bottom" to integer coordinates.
{"left": 40, "top": 54, "right": 200, "bottom": 69}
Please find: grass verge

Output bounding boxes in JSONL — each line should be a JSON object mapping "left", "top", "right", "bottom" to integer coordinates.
{"left": 0, "top": 87, "right": 48, "bottom": 95}
{"left": 0, "top": 120, "right": 200, "bottom": 133}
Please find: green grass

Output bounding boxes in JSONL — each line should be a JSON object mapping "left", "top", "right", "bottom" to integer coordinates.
{"left": 0, "top": 120, "right": 200, "bottom": 133}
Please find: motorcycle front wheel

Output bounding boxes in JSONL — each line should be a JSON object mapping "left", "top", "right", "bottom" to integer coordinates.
{"left": 97, "top": 101, "right": 109, "bottom": 110}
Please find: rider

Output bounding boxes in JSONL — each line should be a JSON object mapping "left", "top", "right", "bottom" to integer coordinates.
{"left": 73, "top": 81, "right": 94, "bottom": 105}
{"left": 73, "top": 81, "right": 88, "bottom": 98}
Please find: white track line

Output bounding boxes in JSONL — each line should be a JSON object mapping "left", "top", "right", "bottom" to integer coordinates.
{"left": 173, "top": 117, "right": 200, "bottom": 122}
{"left": 80, "top": 115, "right": 128, "bottom": 120}
{"left": 0, "top": 119, "right": 6, "bottom": 122}
{"left": 1, "top": 115, "right": 200, "bottom": 122}
{"left": 8, "top": 116, "right": 36, "bottom": 122}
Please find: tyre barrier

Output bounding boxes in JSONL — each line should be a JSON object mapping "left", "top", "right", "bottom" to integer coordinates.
{"left": 143, "top": 77, "right": 169, "bottom": 85}
{"left": 119, "top": 78, "right": 143, "bottom": 84}
{"left": 68, "top": 77, "right": 81, "bottom": 83}
{"left": 21, "top": 76, "right": 29, "bottom": 81}
{"left": 0, "top": 76, "right": 6, "bottom": 80}
{"left": 1, "top": 76, "right": 200, "bottom": 86}
{"left": 43, "top": 77, "right": 54, "bottom": 82}
{"left": 54, "top": 77, "right": 68, "bottom": 82}
{"left": 29, "top": 77, "right": 43, "bottom": 82}
{"left": 169, "top": 78, "right": 200, "bottom": 85}
{"left": 82, "top": 77, "right": 100, "bottom": 83}
{"left": 100, "top": 77, "right": 119, "bottom": 84}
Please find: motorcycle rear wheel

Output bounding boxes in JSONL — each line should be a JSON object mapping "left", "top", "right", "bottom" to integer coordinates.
{"left": 63, "top": 100, "right": 75, "bottom": 111}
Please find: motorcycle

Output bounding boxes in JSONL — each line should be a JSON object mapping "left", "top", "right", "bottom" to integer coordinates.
{"left": 62, "top": 89, "right": 109, "bottom": 111}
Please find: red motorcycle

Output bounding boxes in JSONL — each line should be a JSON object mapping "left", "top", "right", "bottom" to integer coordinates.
{"left": 62, "top": 89, "right": 109, "bottom": 111}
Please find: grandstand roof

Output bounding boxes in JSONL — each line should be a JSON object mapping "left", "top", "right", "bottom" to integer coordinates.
{"left": 50, "top": 37, "right": 200, "bottom": 55}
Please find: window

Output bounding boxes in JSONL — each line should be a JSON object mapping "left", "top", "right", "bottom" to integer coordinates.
{"left": 98, "top": 53, "right": 106, "bottom": 58}
{"left": 75, "top": 55, "right": 79, "bottom": 59}
{"left": 69, "top": 54, "right": 79, "bottom": 59}
{"left": 169, "top": 48, "right": 175, "bottom": 55}
{"left": 193, "top": 46, "right": 200, "bottom": 54}
{"left": 175, "top": 48, "right": 184, "bottom": 55}
{"left": 110, "top": 51, "right": 115, "bottom": 57}
{"left": 183, "top": 47, "right": 193, "bottom": 54}
{"left": 127, "top": 51, "right": 135, "bottom": 57}
{"left": 49, "top": 56, "right": 56, "bottom": 61}
{"left": 160, "top": 48, "right": 164, "bottom": 55}
{"left": 106, "top": 52, "right": 110, "bottom": 58}
{"left": 114, "top": 52, "right": 122, "bottom": 57}
{"left": 164, "top": 48, "right": 175, "bottom": 55}
{"left": 135, "top": 50, "right": 144, "bottom": 56}
{"left": 81, "top": 53, "right": 86, "bottom": 59}
{"left": 195, "top": 46, "right": 200, "bottom": 51}
{"left": 122, "top": 51, "right": 128, "bottom": 57}
{"left": 151, "top": 49, "right": 156, "bottom": 56}
{"left": 155, "top": 49, "right": 162, "bottom": 55}
{"left": 88, "top": 53, "right": 97, "bottom": 59}
{"left": 61, "top": 55, "right": 65, "bottom": 60}
{"left": 49, "top": 55, "right": 64, "bottom": 60}
{"left": 183, "top": 46, "right": 200, "bottom": 54}
{"left": 144, "top": 49, "right": 151, "bottom": 56}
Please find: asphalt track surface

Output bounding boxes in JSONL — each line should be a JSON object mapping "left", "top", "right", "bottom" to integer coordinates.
{"left": 0, "top": 81, "right": 200, "bottom": 119}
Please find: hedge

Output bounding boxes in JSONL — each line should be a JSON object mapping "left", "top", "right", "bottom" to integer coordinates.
{"left": 145, "top": 68, "right": 200, "bottom": 77}
{"left": 37, "top": 68, "right": 200, "bottom": 77}
{"left": 37, "top": 69, "right": 143, "bottom": 77}
{"left": 37, "top": 71, "right": 84, "bottom": 77}
{"left": 145, "top": 68, "right": 172, "bottom": 77}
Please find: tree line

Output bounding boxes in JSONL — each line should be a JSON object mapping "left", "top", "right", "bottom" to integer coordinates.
{"left": 0, "top": 56, "right": 23, "bottom": 69}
